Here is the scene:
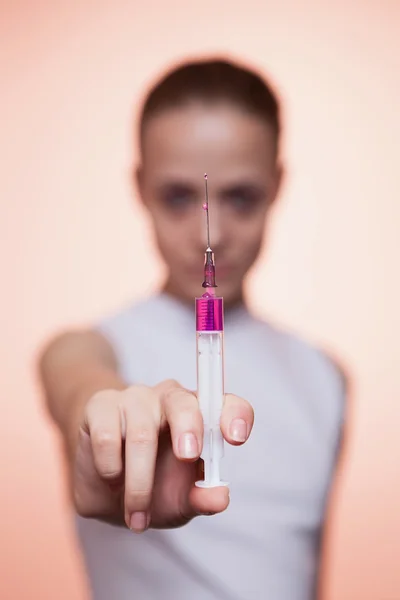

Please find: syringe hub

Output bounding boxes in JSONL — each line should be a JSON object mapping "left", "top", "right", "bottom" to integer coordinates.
{"left": 202, "top": 248, "right": 217, "bottom": 288}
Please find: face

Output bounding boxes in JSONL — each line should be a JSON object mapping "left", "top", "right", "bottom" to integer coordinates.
{"left": 136, "top": 102, "right": 282, "bottom": 306}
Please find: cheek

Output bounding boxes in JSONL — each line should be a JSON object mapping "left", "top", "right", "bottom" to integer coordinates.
{"left": 153, "top": 221, "right": 175, "bottom": 258}
{"left": 233, "top": 220, "right": 266, "bottom": 262}
{"left": 152, "top": 216, "right": 194, "bottom": 264}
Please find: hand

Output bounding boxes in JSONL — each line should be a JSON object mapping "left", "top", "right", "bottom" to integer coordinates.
{"left": 73, "top": 379, "right": 254, "bottom": 533}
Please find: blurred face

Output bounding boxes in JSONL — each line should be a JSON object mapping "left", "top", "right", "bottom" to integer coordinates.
{"left": 136, "top": 101, "right": 282, "bottom": 306}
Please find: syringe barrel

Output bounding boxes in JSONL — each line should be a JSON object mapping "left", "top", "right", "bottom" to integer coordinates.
{"left": 196, "top": 330, "right": 224, "bottom": 434}
{"left": 195, "top": 294, "right": 226, "bottom": 487}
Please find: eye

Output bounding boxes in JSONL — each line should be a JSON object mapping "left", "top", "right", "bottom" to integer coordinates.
{"left": 160, "top": 185, "right": 195, "bottom": 212}
{"left": 223, "top": 186, "right": 265, "bottom": 215}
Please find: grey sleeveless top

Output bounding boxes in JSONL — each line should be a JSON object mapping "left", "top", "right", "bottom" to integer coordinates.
{"left": 76, "top": 293, "right": 345, "bottom": 600}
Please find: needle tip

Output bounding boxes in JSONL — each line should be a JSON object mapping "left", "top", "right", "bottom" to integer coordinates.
{"left": 204, "top": 173, "right": 207, "bottom": 179}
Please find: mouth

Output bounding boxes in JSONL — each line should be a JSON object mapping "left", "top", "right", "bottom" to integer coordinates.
{"left": 184, "top": 263, "right": 234, "bottom": 281}
{"left": 213, "top": 265, "right": 233, "bottom": 280}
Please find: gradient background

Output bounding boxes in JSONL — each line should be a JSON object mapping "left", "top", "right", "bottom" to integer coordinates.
{"left": 1, "top": 1, "right": 399, "bottom": 599}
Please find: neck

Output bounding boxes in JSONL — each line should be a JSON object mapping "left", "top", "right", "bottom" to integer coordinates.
{"left": 161, "top": 276, "right": 246, "bottom": 313}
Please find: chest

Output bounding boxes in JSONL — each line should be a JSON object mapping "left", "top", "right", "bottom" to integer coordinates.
{"left": 124, "top": 329, "right": 333, "bottom": 530}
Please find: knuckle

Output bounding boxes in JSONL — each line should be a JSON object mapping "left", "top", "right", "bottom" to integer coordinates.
{"left": 126, "top": 385, "right": 160, "bottom": 411}
{"left": 163, "top": 388, "right": 176, "bottom": 405}
{"left": 73, "top": 490, "right": 92, "bottom": 518}
{"left": 163, "top": 379, "right": 180, "bottom": 390}
{"left": 178, "top": 406, "right": 201, "bottom": 424}
{"left": 91, "top": 428, "right": 118, "bottom": 451}
{"left": 90, "top": 389, "right": 117, "bottom": 406}
{"left": 75, "top": 502, "right": 91, "bottom": 519}
{"left": 127, "top": 427, "right": 156, "bottom": 448}
{"left": 99, "top": 466, "right": 121, "bottom": 479}
{"left": 127, "top": 384, "right": 158, "bottom": 404}
{"left": 225, "top": 393, "right": 251, "bottom": 409}
{"left": 157, "top": 379, "right": 183, "bottom": 401}
{"left": 86, "top": 390, "right": 119, "bottom": 418}
{"left": 125, "top": 489, "right": 151, "bottom": 510}
{"left": 164, "top": 386, "right": 189, "bottom": 405}
{"left": 164, "top": 389, "right": 197, "bottom": 415}
{"left": 128, "top": 384, "right": 149, "bottom": 396}
{"left": 125, "top": 488, "right": 151, "bottom": 501}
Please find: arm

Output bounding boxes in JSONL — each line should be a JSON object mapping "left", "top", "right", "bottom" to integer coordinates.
{"left": 37, "top": 328, "right": 254, "bottom": 530}
{"left": 316, "top": 356, "right": 351, "bottom": 599}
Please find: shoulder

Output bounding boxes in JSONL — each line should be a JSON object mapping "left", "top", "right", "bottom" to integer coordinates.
{"left": 92, "top": 297, "right": 159, "bottom": 361}
{"left": 256, "top": 317, "right": 349, "bottom": 434}
{"left": 95, "top": 296, "right": 159, "bottom": 339}
{"left": 261, "top": 318, "right": 348, "bottom": 392}
{"left": 91, "top": 297, "right": 162, "bottom": 382}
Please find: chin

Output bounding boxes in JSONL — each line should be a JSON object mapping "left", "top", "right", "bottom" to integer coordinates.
{"left": 213, "top": 282, "right": 243, "bottom": 305}
{"left": 169, "top": 275, "right": 242, "bottom": 306}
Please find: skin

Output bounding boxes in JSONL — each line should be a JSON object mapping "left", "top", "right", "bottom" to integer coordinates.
{"left": 39, "top": 100, "right": 281, "bottom": 535}
{"left": 137, "top": 101, "right": 282, "bottom": 307}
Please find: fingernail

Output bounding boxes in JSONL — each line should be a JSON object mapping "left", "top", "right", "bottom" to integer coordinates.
{"left": 178, "top": 432, "right": 199, "bottom": 459}
{"left": 230, "top": 418, "right": 247, "bottom": 442}
{"left": 129, "top": 512, "right": 148, "bottom": 533}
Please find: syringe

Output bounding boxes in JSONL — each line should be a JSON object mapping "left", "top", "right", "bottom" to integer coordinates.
{"left": 195, "top": 174, "right": 228, "bottom": 489}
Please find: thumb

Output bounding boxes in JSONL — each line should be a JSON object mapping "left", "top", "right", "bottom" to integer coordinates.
{"left": 182, "top": 483, "right": 230, "bottom": 521}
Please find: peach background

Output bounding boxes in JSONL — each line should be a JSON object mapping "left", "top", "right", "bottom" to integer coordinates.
{"left": 1, "top": 1, "right": 399, "bottom": 598}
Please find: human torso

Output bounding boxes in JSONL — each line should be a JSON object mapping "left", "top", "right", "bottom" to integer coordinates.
{"left": 76, "top": 294, "right": 344, "bottom": 600}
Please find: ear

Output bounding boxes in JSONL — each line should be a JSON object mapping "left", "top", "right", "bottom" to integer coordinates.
{"left": 133, "top": 163, "right": 146, "bottom": 207}
{"left": 269, "top": 161, "right": 285, "bottom": 208}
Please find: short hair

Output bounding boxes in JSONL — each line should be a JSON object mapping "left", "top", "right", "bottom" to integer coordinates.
{"left": 138, "top": 57, "right": 281, "bottom": 155}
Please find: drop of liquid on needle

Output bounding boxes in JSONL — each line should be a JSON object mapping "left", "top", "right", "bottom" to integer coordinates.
{"left": 202, "top": 202, "right": 208, "bottom": 211}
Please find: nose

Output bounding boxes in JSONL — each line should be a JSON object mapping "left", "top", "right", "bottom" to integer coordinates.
{"left": 200, "top": 198, "right": 223, "bottom": 251}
